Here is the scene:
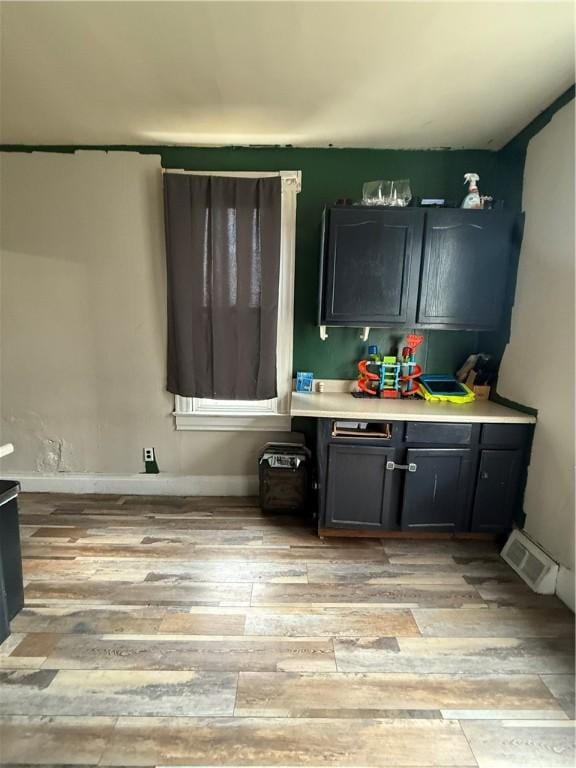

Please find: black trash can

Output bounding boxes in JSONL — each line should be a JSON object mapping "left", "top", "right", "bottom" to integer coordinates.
{"left": 258, "top": 443, "right": 310, "bottom": 513}
{"left": 0, "top": 481, "right": 23, "bottom": 632}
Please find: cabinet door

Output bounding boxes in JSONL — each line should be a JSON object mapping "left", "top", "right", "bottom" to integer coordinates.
{"left": 325, "top": 444, "right": 400, "bottom": 529}
{"left": 0, "top": 550, "right": 9, "bottom": 644}
{"left": 471, "top": 449, "right": 522, "bottom": 533}
{"left": 0, "top": 498, "right": 24, "bottom": 620}
{"left": 417, "top": 210, "right": 518, "bottom": 329}
{"left": 321, "top": 208, "right": 423, "bottom": 325}
{"left": 401, "top": 448, "right": 471, "bottom": 531}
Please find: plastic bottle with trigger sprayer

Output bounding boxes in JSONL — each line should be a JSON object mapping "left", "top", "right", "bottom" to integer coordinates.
{"left": 461, "top": 173, "right": 482, "bottom": 209}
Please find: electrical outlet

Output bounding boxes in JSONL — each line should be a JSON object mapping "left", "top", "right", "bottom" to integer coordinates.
{"left": 143, "top": 447, "right": 159, "bottom": 475}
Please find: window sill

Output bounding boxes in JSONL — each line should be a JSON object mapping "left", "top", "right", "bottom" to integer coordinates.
{"left": 173, "top": 412, "right": 292, "bottom": 432}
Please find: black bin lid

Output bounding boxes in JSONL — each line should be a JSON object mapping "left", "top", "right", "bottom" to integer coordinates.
{"left": 259, "top": 442, "right": 309, "bottom": 458}
{"left": 0, "top": 480, "right": 20, "bottom": 508}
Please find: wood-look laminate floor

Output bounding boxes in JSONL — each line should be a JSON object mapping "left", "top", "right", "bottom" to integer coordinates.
{"left": 0, "top": 493, "right": 574, "bottom": 767}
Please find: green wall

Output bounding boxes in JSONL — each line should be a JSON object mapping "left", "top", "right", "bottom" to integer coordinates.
{"left": 4, "top": 88, "right": 574, "bottom": 380}
{"left": 157, "top": 146, "right": 524, "bottom": 378}
{"left": 0, "top": 143, "right": 525, "bottom": 378}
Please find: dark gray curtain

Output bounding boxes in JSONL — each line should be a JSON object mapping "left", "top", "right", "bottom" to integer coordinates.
{"left": 163, "top": 174, "right": 282, "bottom": 399}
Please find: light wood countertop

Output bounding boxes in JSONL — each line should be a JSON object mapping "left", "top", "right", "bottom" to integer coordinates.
{"left": 290, "top": 391, "right": 536, "bottom": 424}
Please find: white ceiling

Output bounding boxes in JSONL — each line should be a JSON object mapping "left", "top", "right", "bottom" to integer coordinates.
{"left": 1, "top": 1, "right": 574, "bottom": 149}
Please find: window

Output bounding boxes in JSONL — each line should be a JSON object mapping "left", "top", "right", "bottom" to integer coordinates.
{"left": 172, "top": 170, "right": 300, "bottom": 430}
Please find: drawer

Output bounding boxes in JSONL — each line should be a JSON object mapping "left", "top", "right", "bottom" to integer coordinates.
{"left": 405, "top": 421, "right": 473, "bottom": 444}
{"left": 481, "top": 423, "right": 531, "bottom": 448}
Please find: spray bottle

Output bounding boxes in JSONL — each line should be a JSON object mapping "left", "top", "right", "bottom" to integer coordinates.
{"left": 461, "top": 173, "right": 481, "bottom": 209}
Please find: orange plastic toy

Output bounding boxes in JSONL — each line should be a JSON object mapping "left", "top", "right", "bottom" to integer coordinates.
{"left": 357, "top": 359, "right": 380, "bottom": 396}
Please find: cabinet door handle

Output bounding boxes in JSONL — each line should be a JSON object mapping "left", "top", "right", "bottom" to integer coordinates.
{"left": 386, "top": 461, "right": 417, "bottom": 473}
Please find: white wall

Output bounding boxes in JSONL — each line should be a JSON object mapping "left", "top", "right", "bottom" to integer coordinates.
{"left": 0, "top": 151, "right": 290, "bottom": 491}
{"left": 498, "top": 100, "right": 575, "bottom": 608}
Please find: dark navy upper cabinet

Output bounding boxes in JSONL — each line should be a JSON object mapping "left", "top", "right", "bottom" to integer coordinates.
{"left": 417, "top": 210, "right": 521, "bottom": 330}
{"left": 319, "top": 207, "right": 522, "bottom": 331}
{"left": 319, "top": 207, "right": 424, "bottom": 326}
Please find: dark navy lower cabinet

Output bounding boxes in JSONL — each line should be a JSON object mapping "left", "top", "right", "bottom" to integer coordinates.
{"left": 400, "top": 448, "right": 471, "bottom": 532}
{"left": 0, "top": 550, "right": 9, "bottom": 644}
{"left": 318, "top": 419, "right": 533, "bottom": 535}
{"left": 0, "top": 481, "right": 24, "bottom": 636}
{"left": 471, "top": 449, "right": 523, "bottom": 533}
{"left": 325, "top": 444, "right": 400, "bottom": 530}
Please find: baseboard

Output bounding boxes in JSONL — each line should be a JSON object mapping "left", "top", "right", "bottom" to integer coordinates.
{"left": 11, "top": 472, "right": 259, "bottom": 496}
{"left": 556, "top": 565, "right": 575, "bottom": 612}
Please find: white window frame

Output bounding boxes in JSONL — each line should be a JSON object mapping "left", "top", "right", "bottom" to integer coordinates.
{"left": 172, "top": 169, "right": 301, "bottom": 431}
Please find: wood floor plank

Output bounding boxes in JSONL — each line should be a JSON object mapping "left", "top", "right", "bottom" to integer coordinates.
{"left": 41, "top": 634, "right": 337, "bottom": 672}
{"left": 0, "top": 668, "right": 237, "bottom": 716}
{"left": 23, "top": 559, "right": 100, "bottom": 578}
{"left": 244, "top": 607, "right": 420, "bottom": 637}
{"left": 9, "top": 632, "right": 61, "bottom": 658}
{"left": 21, "top": 542, "right": 390, "bottom": 562}
{"left": 252, "top": 582, "right": 485, "bottom": 608}
{"left": 20, "top": 511, "right": 305, "bottom": 530}
{"left": 266, "top": 531, "right": 389, "bottom": 546}
{"left": 381, "top": 540, "right": 500, "bottom": 557}
{"left": 307, "top": 560, "right": 517, "bottom": 583}
{"left": 119, "top": 494, "right": 259, "bottom": 509}
{"left": 540, "top": 675, "right": 576, "bottom": 718}
{"left": 413, "top": 607, "right": 575, "bottom": 637}
{"left": 476, "top": 584, "right": 568, "bottom": 609}
{"left": 158, "top": 610, "right": 247, "bottom": 635}
{"left": 334, "top": 636, "right": 575, "bottom": 674}
{"left": 194, "top": 543, "right": 389, "bottom": 561}
{"left": 441, "top": 708, "right": 569, "bottom": 720}
{"left": 24, "top": 559, "right": 308, "bottom": 584}
{"left": 314, "top": 574, "right": 504, "bottom": 588}
{"left": 31, "top": 526, "right": 266, "bottom": 545}
{"left": 235, "top": 671, "right": 562, "bottom": 717}
{"left": 460, "top": 719, "right": 575, "bottom": 768}
{"left": 142, "top": 561, "right": 307, "bottom": 584}
{"left": 21, "top": 542, "right": 201, "bottom": 559}
{"left": 100, "top": 716, "right": 477, "bottom": 766}
{"left": 25, "top": 580, "right": 252, "bottom": 606}
{"left": 0, "top": 715, "right": 117, "bottom": 764}
{"left": 11, "top": 605, "right": 166, "bottom": 634}
{"left": 31, "top": 526, "right": 87, "bottom": 539}
{"left": 0, "top": 633, "right": 47, "bottom": 670}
